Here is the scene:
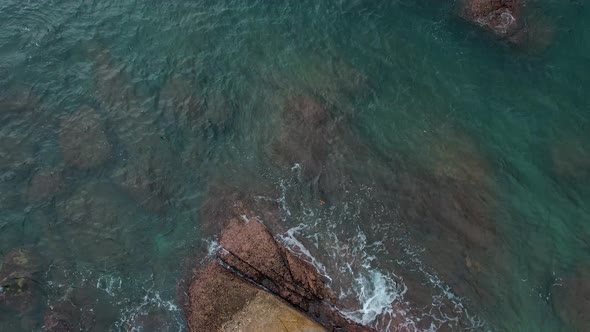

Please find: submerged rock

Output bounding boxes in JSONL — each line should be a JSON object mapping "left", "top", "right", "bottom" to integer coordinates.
{"left": 159, "top": 78, "right": 201, "bottom": 130}
{"left": 113, "top": 136, "right": 177, "bottom": 214}
{"left": 0, "top": 247, "right": 43, "bottom": 314}
{"left": 26, "top": 168, "right": 64, "bottom": 203}
{"left": 552, "top": 269, "right": 590, "bottom": 332}
{"left": 43, "top": 286, "right": 119, "bottom": 332}
{"left": 0, "top": 136, "right": 35, "bottom": 173}
{"left": 56, "top": 183, "right": 135, "bottom": 266}
{"left": 0, "top": 85, "right": 40, "bottom": 114}
{"left": 59, "top": 107, "right": 112, "bottom": 170}
{"left": 273, "top": 95, "right": 336, "bottom": 179}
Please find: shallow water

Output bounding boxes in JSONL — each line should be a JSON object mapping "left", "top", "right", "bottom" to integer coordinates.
{"left": 0, "top": 0, "right": 589, "bottom": 331}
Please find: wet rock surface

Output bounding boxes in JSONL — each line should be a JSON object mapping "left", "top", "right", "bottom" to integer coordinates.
{"left": 552, "top": 269, "right": 590, "bottom": 332}
{"left": 186, "top": 195, "right": 375, "bottom": 332}
{"left": 459, "top": 0, "right": 522, "bottom": 39}
{"left": 59, "top": 107, "right": 112, "bottom": 170}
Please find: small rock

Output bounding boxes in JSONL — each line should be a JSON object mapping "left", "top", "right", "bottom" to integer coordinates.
{"left": 59, "top": 107, "right": 112, "bottom": 170}
{"left": 459, "top": 0, "right": 522, "bottom": 39}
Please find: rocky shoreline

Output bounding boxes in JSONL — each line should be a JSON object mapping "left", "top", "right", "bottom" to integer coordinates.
{"left": 184, "top": 196, "right": 375, "bottom": 332}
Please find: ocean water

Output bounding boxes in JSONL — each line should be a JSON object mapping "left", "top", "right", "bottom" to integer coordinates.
{"left": 0, "top": 0, "right": 589, "bottom": 331}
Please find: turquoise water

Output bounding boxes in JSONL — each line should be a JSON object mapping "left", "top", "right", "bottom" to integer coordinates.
{"left": 0, "top": 0, "right": 589, "bottom": 331}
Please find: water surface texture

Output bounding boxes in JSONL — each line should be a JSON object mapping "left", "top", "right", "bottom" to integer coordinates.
{"left": 0, "top": 0, "right": 589, "bottom": 331}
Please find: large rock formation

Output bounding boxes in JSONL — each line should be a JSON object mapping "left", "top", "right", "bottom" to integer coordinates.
{"left": 185, "top": 198, "right": 374, "bottom": 332}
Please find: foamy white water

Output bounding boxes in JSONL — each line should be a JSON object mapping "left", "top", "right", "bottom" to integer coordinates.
{"left": 272, "top": 166, "right": 488, "bottom": 331}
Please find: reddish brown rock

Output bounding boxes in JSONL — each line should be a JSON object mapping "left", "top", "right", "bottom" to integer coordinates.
{"left": 459, "top": 0, "right": 522, "bottom": 38}
{"left": 215, "top": 211, "right": 373, "bottom": 331}
{"left": 0, "top": 247, "right": 43, "bottom": 314}
{"left": 552, "top": 269, "right": 590, "bottom": 332}
{"left": 59, "top": 107, "right": 112, "bottom": 170}
{"left": 186, "top": 193, "right": 375, "bottom": 332}
{"left": 26, "top": 168, "right": 64, "bottom": 203}
{"left": 218, "top": 216, "right": 334, "bottom": 309}
{"left": 185, "top": 262, "right": 260, "bottom": 331}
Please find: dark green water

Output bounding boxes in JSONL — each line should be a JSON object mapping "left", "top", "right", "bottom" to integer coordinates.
{"left": 0, "top": 0, "right": 589, "bottom": 331}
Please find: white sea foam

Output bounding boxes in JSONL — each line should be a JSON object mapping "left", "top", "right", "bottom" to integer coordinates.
{"left": 274, "top": 169, "right": 488, "bottom": 331}
{"left": 343, "top": 270, "right": 402, "bottom": 325}
{"left": 96, "top": 274, "right": 123, "bottom": 296}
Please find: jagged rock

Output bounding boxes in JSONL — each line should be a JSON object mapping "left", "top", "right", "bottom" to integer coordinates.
{"left": 186, "top": 195, "right": 375, "bottom": 332}
{"left": 59, "top": 107, "right": 111, "bottom": 170}
{"left": 218, "top": 215, "right": 335, "bottom": 310}
{"left": 552, "top": 269, "right": 590, "bottom": 332}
